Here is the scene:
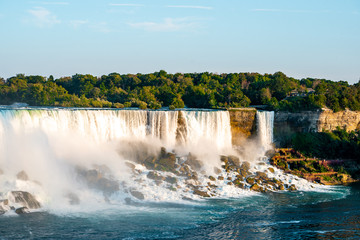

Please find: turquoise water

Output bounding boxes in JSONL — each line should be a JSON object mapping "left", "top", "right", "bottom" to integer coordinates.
{"left": 1, "top": 184, "right": 358, "bottom": 240}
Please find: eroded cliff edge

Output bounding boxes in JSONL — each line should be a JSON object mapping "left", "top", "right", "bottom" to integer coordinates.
{"left": 228, "top": 108, "right": 257, "bottom": 146}
{"left": 274, "top": 109, "right": 360, "bottom": 146}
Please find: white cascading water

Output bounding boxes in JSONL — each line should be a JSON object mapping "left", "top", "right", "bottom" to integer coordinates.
{"left": 0, "top": 108, "right": 320, "bottom": 214}
{"left": 256, "top": 111, "right": 274, "bottom": 152}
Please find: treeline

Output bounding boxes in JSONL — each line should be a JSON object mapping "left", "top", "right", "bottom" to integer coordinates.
{"left": 1, "top": 71, "right": 360, "bottom": 111}
{"left": 291, "top": 128, "right": 360, "bottom": 162}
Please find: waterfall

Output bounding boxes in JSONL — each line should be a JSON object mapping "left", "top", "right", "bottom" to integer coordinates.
{"left": 0, "top": 108, "right": 232, "bottom": 151}
{"left": 256, "top": 111, "right": 274, "bottom": 151}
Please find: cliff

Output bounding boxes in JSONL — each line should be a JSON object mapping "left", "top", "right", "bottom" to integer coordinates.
{"left": 274, "top": 109, "right": 360, "bottom": 146}
{"left": 228, "top": 108, "right": 257, "bottom": 146}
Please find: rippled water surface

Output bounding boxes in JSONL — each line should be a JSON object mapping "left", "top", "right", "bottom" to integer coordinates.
{"left": 1, "top": 183, "right": 359, "bottom": 240}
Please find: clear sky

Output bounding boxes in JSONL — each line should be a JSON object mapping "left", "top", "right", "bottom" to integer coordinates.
{"left": 0, "top": 0, "right": 359, "bottom": 83}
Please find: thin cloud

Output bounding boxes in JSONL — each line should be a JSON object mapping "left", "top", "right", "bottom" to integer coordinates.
{"left": 109, "top": 3, "right": 144, "bottom": 7}
{"left": 129, "top": 18, "right": 199, "bottom": 32}
{"left": 167, "top": 5, "right": 213, "bottom": 10}
{"left": 252, "top": 9, "right": 281, "bottom": 12}
{"left": 70, "top": 20, "right": 88, "bottom": 29}
{"left": 30, "top": 1, "right": 69, "bottom": 5}
{"left": 27, "top": 7, "right": 60, "bottom": 27}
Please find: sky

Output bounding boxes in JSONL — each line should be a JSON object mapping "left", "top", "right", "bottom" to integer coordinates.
{"left": 0, "top": 0, "right": 359, "bottom": 83}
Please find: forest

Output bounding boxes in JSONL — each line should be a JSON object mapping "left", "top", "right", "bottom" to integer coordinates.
{"left": 1, "top": 71, "right": 360, "bottom": 112}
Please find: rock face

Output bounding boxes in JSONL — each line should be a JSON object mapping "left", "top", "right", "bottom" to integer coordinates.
{"left": 228, "top": 109, "right": 257, "bottom": 146}
{"left": 10, "top": 191, "right": 41, "bottom": 209}
{"left": 274, "top": 109, "right": 360, "bottom": 146}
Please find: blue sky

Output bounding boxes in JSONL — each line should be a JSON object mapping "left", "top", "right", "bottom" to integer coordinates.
{"left": 0, "top": 0, "right": 359, "bottom": 83}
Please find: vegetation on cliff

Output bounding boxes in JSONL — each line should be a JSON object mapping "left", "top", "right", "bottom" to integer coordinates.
{"left": 1, "top": 71, "right": 359, "bottom": 111}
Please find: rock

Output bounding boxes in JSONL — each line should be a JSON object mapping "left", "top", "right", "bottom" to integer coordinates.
{"left": 214, "top": 167, "right": 222, "bottom": 175}
{"left": 227, "top": 182, "right": 233, "bottom": 185}
{"left": 227, "top": 177, "right": 232, "bottom": 181}
{"left": 0, "top": 199, "right": 10, "bottom": 214}
{"left": 288, "top": 184, "right": 297, "bottom": 191}
{"left": 130, "top": 190, "right": 145, "bottom": 200}
{"left": 241, "top": 162, "right": 251, "bottom": 172}
{"left": 157, "top": 152, "right": 176, "bottom": 172}
{"left": 278, "top": 184, "right": 285, "bottom": 191}
{"left": 256, "top": 172, "right": 268, "bottom": 180}
{"left": 0, "top": 168, "right": 3, "bottom": 175}
{"left": 246, "top": 177, "right": 255, "bottom": 185}
{"left": 10, "top": 191, "right": 41, "bottom": 209}
{"left": 218, "top": 176, "right": 224, "bottom": 181}
{"left": 228, "top": 155, "right": 240, "bottom": 167}
{"left": 125, "top": 162, "right": 136, "bottom": 170}
{"left": 186, "top": 154, "right": 203, "bottom": 170}
{"left": 15, "top": 207, "right": 30, "bottom": 214}
{"left": 165, "top": 176, "right": 177, "bottom": 184}
{"left": 65, "top": 192, "right": 80, "bottom": 205}
{"left": 16, "top": 171, "right": 29, "bottom": 181}
{"left": 209, "top": 176, "right": 216, "bottom": 181}
{"left": 147, "top": 171, "right": 164, "bottom": 181}
{"left": 250, "top": 184, "right": 262, "bottom": 192}
{"left": 268, "top": 167, "right": 275, "bottom": 173}
{"left": 193, "top": 189, "right": 210, "bottom": 198}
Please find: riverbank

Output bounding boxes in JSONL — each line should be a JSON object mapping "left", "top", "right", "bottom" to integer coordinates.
{"left": 270, "top": 148, "right": 359, "bottom": 185}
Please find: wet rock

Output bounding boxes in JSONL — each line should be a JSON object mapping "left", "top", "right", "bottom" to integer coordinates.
{"left": 0, "top": 168, "right": 3, "bottom": 175}
{"left": 227, "top": 182, "right": 233, "bottom": 185}
{"left": 278, "top": 184, "right": 285, "bottom": 191}
{"left": 227, "top": 177, "right": 232, "bottom": 181}
{"left": 143, "top": 156, "right": 157, "bottom": 169}
{"left": 228, "top": 155, "right": 240, "bottom": 167}
{"left": 130, "top": 190, "right": 145, "bottom": 200}
{"left": 268, "top": 167, "right": 275, "bottom": 173}
{"left": 218, "top": 176, "right": 224, "bottom": 181}
{"left": 125, "top": 162, "right": 136, "bottom": 170}
{"left": 10, "top": 191, "right": 41, "bottom": 209}
{"left": 241, "top": 162, "right": 251, "bottom": 172}
{"left": 209, "top": 176, "right": 216, "bottom": 181}
{"left": 76, "top": 167, "right": 119, "bottom": 196}
{"left": 16, "top": 171, "right": 29, "bottom": 181}
{"left": 288, "top": 184, "right": 297, "bottom": 191}
{"left": 65, "top": 192, "right": 80, "bottom": 205}
{"left": 246, "top": 177, "right": 255, "bottom": 185}
{"left": 147, "top": 171, "right": 164, "bottom": 181}
{"left": 250, "top": 184, "right": 262, "bottom": 192}
{"left": 214, "top": 167, "right": 222, "bottom": 175}
{"left": 165, "top": 176, "right": 177, "bottom": 184}
{"left": 256, "top": 172, "right": 268, "bottom": 180}
{"left": 233, "top": 179, "right": 245, "bottom": 188}
{"left": 0, "top": 199, "right": 9, "bottom": 215}
{"left": 15, "top": 207, "right": 30, "bottom": 214}
{"left": 193, "top": 189, "right": 210, "bottom": 198}
{"left": 186, "top": 154, "right": 203, "bottom": 170}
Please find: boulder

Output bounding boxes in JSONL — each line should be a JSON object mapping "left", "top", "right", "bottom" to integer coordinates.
{"left": 147, "top": 171, "right": 164, "bottom": 181}
{"left": 250, "top": 184, "right": 262, "bottom": 192}
{"left": 288, "top": 184, "right": 297, "bottom": 191}
{"left": 218, "top": 176, "right": 224, "bottom": 181}
{"left": 0, "top": 199, "right": 9, "bottom": 215}
{"left": 125, "top": 162, "right": 136, "bottom": 170}
{"left": 246, "top": 177, "right": 255, "bottom": 185}
{"left": 16, "top": 171, "right": 29, "bottom": 181}
{"left": 165, "top": 176, "right": 177, "bottom": 184}
{"left": 65, "top": 192, "right": 80, "bottom": 205}
{"left": 268, "top": 167, "right": 275, "bottom": 173}
{"left": 10, "top": 191, "right": 41, "bottom": 209}
{"left": 193, "top": 189, "right": 210, "bottom": 198}
{"left": 209, "top": 176, "right": 216, "bottom": 181}
{"left": 130, "top": 190, "right": 145, "bottom": 200}
{"left": 76, "top": 167, "right": 119, "bottom": 196}
{"left": 15, "top": 207, "right": 30, "bottom": 214}
{"left": 157, "top": 152, "right": 176, "bottom": 172}
{"left": 214, "top": 167, "right": 222, "bottom": 175}
{"left": 228, "top": 155, "right": 240, "bottom": 167}
{"left": 240, "top": 162, "right": 251, "bottom": 172}
{"left": 185, "top": 154, "right": 203, "bottom": 170}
